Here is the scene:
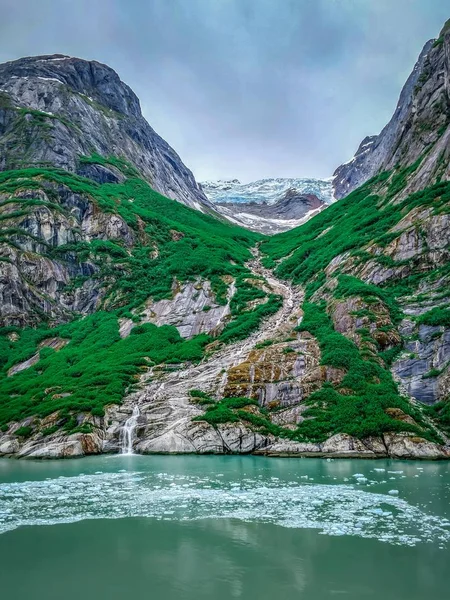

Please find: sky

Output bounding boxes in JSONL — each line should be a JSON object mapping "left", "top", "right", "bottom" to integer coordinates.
{"left": 0, "top": 0, "right": 448, "bottom": 182}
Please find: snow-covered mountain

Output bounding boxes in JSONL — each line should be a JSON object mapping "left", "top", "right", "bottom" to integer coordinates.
{"left": 200, "top": 177, "right": 335, "bottom": 205}
{"left": 200, "top": 177, "right": 334, "bottom": 234}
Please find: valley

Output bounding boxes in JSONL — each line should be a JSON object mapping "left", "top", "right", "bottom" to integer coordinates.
{"left": 0, "top": 19, "right": 450, "bottom": 462}
{"left": 1, "top": 8, "right": 450, "bottom": 600}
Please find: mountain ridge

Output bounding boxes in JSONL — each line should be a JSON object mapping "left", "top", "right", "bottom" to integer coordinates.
{"left": 333, "top": 21, "right": 450, "bottom": 199}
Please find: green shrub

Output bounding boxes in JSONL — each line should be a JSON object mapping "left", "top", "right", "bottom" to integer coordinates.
{"left": 41, "top": 425, "right": 59, "bottom": 436}
{"left": 417, "top": 307, "right": 450, "bottom": 328}
{"left": 15, "top": 426, "right": 33, "bottom": 438}
{"left": 194, "top": 397, "right": 258, "bottom": 426}
{"left": 292, "top": 302, "right": 438, "bottom": 443}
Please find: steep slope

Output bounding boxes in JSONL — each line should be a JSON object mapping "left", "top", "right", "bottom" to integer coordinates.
{"left": 260, "top": 165, "right": 450, "bottom": 454}
{"left": 0, "top": 163, "right": 291, "bottom": 450}
{"left": 0, "top": 162, "right": 262, "bottom": 327}
{"left": 333, "top": 21, "right": 450, "bottom": 199}
{"left": 0, "top": 54, "right": 213, "bottom": 211}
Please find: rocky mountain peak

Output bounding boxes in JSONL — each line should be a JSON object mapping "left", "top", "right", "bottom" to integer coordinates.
{"left": 0, "top": 54, "right": 142, "bottom": 118}
{"left": 0, "top": 54, "right": 213, "bottom": 211}
{"left": 333, "top": 30, "right": 450, "bottom": 199}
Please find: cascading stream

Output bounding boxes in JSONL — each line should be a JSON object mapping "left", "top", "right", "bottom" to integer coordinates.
{"left": 120, "top": 405, "right": 140, "bottom": 455}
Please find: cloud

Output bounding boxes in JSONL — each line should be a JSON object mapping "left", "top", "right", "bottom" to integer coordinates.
{"left": 0, "top": 0, "right": 448, "bottom": 181}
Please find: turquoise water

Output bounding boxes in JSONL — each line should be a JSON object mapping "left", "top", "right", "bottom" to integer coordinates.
{"left": 1, "top": 455, "right": 449, "bottom": 599}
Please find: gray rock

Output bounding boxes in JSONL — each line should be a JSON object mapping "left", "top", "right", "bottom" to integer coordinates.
{"left": 333, "top": 26, "right": 450, "bottom": 199}
{"left": 0, "top": 55, "right": 214, "bottom": 212}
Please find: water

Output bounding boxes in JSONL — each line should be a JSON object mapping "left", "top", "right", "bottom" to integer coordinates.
{"left": 119, "top": 404, "right": 140, "bottom": 454}
{"left": 0, "top": 455, "right": 449, "bottom": 599}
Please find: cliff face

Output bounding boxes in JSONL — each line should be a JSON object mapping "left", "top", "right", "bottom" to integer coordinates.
{"left": 0, "top": 54, "right": 221, "bottom": 328}
{"left": 333, "top": 21, "right": 450, "bottom": 199}
{"left": 0, "top": 54, "right": 212, "bottom": 211}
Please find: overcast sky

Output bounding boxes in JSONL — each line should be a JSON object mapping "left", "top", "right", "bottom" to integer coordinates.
{"left": 0, "top": 0, "right": 448, "bottom": 181}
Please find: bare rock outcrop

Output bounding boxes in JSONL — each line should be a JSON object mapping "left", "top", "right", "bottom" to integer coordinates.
{"left": 333, "top": 22, "right": 450, "bottom": 199}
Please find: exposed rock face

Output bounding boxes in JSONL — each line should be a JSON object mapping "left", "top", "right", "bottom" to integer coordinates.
{"left": 222, "top": 335, "right": 337, "bottom": 408}
{"left": 7, "top": 337, "right": 68, "bottom": 376}
{"left": 393, "top": 325, "right": 450, "bottom": 404}
{"left": 139, "top": 278, "right": 235, "bottom": 339}
{"left": 0, "top": 181, "right": 133, "bottom": 326}
{"left": 0, "top": 54, "right": 221, "bottom": 326}
{"left": 214, "top": 191, "right": 325, "bottom": 234}
{"left": 0, "top": 54, "right": 213, "bottom": 211}
{"left": 118, "top": 279, "right": 235, "bottom": 340}
{"left": 333, "top": 22, "right": 450, "bottom": 199}
{"left": 255, "top": 432, "right": 450, "bottom": 459}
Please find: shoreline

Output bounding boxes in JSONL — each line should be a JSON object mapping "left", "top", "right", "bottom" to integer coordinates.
{"left": 1, "top": 448, "right": 449, "bottom": 461}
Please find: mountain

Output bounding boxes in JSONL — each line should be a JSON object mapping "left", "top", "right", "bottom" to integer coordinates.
{"left": 201, "top": 177, "right": 334, "bottom": 204}
{"left": 1, "top": 20, "right": 450, "bottom": 462}
{"left": 333, "top": 20, "right": 450, "bottom": 199}
{"left": 213, "top": 189, "right": 325, "bottom": 234}
{"left": 201, "top": 177, "right": 333, "bottom": 233}
{"left": 0, "top": 54, "right": 213, "bottom": 212}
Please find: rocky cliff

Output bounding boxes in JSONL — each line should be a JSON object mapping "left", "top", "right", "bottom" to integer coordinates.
{"left": 333, "top": 20, "right": 450, "bottom": 199}
{"left": 0, "top": 54, "right": 212, "bottom": 211}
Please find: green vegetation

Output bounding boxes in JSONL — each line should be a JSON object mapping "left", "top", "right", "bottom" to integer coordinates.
{"left": 2, "top": 153, "right": 449, "bottom": 444}
{"left": 334, "top": 275, "right": 403, "bottom": 324}
{"left": 261, "top": 168, "right": 450, "bottom": 294}
{"left": 0, "top": 160, "right": 288, "bottom": 429}
{"left": 193, "top": 397, "right": 258, "bottom": 425}
{"left": 255, "top": 339, "right": 274, "bottom": 349}
{"left": 292, "top": 302, "right": 437, "bottom": 442}
{"left": 248, "top": 167, "right": 450, "bottom": 443}
{"left": 426, "top": 400, "right": 450, "bottom": 435}
{"left": 189, "top": 390, "right": 216, "bottom": 405}
{"left": 423, "top": 368, "right": 441, "bottom": 379}
{"left": 14, "top": 426, "right": 33, "bottom": 438}
{"left": 17, "top": 107, "right": 76, "bottom": 131}
{"left": 0, "top": 163, "right": 262, "bottom": 315}
{"left": 417, "top": 306, "right": 450, "bottom": 328}
{"left": 0, "top": 313, "right": 210, "bottom": 429}
{"left": 433, "top": 18, "right": 450, "bottom": 47}
{"left": 79, "top": 153, "right": 141, "bottom": 178}
{"left": 219, "top": 294, "right": 282, "bottom": 344}
{"left": 197, "top": 301, "right": 439, "bottom": 444}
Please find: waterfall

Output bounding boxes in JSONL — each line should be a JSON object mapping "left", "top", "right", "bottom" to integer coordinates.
{"left": 120, "top": 405, "right": 140, "bottom": 455}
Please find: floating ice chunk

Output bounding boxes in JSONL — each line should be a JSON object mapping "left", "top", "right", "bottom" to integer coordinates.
{"left": 0, "top": 470, "right": 448, "bottom": 548}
